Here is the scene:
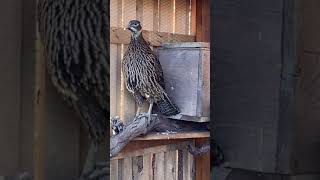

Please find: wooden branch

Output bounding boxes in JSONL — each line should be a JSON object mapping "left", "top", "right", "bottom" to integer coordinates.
{"left": 110, "top": 27, "right": 195, "bottom": 46}
{"left": 110, "top": 113, "right": 208, "bottom": 157}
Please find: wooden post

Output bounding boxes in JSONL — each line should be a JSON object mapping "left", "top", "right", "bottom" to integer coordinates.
{"left": 196, "top": 0, "right": 210, "bottom": 42}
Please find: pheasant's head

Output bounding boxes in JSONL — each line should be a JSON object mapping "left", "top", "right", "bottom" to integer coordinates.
{"left": 127, "top": 20, "right": 142, "bottom": 37}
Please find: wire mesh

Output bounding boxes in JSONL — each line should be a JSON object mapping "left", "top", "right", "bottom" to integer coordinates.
{"left": 111, "top": 0, "right": 194, "bottom": 35}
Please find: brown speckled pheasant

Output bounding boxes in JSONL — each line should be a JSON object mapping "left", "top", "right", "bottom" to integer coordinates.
{"left": 122, "top": 20, "right": 180, "bottom": 120}
{"left": 37, "top": 0, "right": 109, "bottom": 179}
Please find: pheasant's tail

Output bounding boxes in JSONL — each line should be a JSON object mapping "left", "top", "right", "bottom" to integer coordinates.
{"left": 156, "top": 94, "right": 180, "bottom": 116}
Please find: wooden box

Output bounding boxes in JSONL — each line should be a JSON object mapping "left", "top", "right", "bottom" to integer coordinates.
{"left": 158, "top": 42, "right": 210, "bottom": 122}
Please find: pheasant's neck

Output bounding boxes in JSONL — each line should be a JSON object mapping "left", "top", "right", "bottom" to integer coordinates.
{"left": 130, "top": 33, "right": 148, "bottom": 46}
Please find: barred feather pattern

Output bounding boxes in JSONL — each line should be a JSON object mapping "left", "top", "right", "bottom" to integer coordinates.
{"left": 122, "top": 33, "right": 180, "bottom": 116}
{"left": 37, "top": 0, "right": 109, "bottom": 144}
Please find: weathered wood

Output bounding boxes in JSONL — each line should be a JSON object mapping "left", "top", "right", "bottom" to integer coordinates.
{"left": 123, "top": 157, "right": 133, "bottom": 180}
{"left": 134, "top": 131, "right": 209, "bottom": 141}
{"left": 112, "top": 141, "right": 191, "bottom": 160}
{"left": 164, "top": 151, "right": 177, "bottom": 180}
{"left": 110, "top": 160, "right": 119, "bottom": 180}
{"left": 110, "top": 27, "right": 195, "bottom": 46}
{"left": 110, "top": 114, "right": 208, "bottom": 157}
{"left": 142, "top": 154, "right": 152, "bottom": 180}
{"left": 195, "top": 0, "right": 210, "bottom": 42}
{"left": 132, "top": 156, "right": 143, "bottom": 180}
{"left": 154, "top": 152, "right": 165, "bottom": 180}
{"left": 183, "top": 148, "right": 194, "bottom": 180}
{"left": 195, "top": 138, "right": 210, "bottom": 180}
{"left": 158, "top": 42, "right": 210, "bottom": 122}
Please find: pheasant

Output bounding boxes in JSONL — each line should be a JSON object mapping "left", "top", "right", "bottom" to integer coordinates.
{"left": 122, "top": 20, "right": 180, "bottom": 120}
{"left": 37, "top": 0, "right": 109, "bottom": 179}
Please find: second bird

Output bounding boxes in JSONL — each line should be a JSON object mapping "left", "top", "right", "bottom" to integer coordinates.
{"left": 122, "top": 20, "right": 180, "bottom": 120}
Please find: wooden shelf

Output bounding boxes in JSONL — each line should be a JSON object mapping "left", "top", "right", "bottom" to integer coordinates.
{"left": 133, "top": 131, "right": 210, "bottom": 141}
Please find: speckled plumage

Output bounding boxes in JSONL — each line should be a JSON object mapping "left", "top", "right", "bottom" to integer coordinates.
{"left": 122, "top": 20, "right": 180, "bottom": 116}
{"left": 37, "top": 0, "right": 109, "bottom": 144}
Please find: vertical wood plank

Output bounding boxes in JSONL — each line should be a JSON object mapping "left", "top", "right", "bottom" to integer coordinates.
{"left": 110, "top": 44, "right": 119, "bottom": 117}
{"left": 183, "top": 149, "right": 195, "bottom": 180}
{"left": 142, "top": 154, "right": 152, "bottom": 180}
{"left": 159, "top": 0, "right": 174, "bottom": 33}
{"left": 164, "top": 151, "right": 177, "bottom": 180}
{"left": 136, "top": 0, "right": 144, "bottom": 22}
{"left": 142, "top": 0, "right": 154, "bottom": 31}
{"left": 195, "top": 139, "right": 210, "bottom": 180}
{"left": 110, "top": 160, "right": 119, "bottom": 180}
{"left": 132, "top": 156, "right": 143, "bottom": 180}
{"left": 175, "top": 0, "right": 188, "bottom": 34}
{"left": 111, "top": 0, "right": 119, "bottom": 27}
{"left": 154, "top": 152, "right": 165, "bottom": 180}
{"left": 153, "top": 0, "right": 160, "bottom": 32}
{"left": 123, "top": 0, "right": 137, "bottom": 26}
{"left": 123, "top": 157, "right": 133, "bottom": 180}
{"left": 196, "top": 0, "right": 210, "bottom": 42}
{"left": 190, "top": 0, "right": 196, "bottom": 35}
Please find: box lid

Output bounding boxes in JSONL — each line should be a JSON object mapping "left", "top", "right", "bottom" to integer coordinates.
{"left": 160, "top": 42, "right": 210, "bottom": 49}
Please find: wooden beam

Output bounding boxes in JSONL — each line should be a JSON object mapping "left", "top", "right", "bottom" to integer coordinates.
{"left": 110, "top": 27, "right": 195, "bottom": 46}
{"left": 196, "top": 0, "right": 210, "bottom": 42}
{"left": 134, "top": 131, "right": 210, "bottom": 141}
{"left": 195, "top": 138, "right": 210, "bottom": 180}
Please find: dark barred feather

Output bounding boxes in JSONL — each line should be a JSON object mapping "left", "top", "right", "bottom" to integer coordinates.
{"left": 37, "top": 0, "right": 109, "bottom": 144}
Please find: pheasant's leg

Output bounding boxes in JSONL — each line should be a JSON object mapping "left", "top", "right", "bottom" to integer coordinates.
{"left": 147, "top": 101, "right": 154, "bottom": 121}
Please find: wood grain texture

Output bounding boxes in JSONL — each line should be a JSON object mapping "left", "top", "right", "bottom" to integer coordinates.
{"left": 111, "top": 27, "right": 195, "bottom": 46}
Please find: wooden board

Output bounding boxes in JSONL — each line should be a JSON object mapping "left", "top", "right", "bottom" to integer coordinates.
{"left": 110, "top": 27, "right": 195, "bottom": 46}
{"left": 134, "top": 131, "right": 210, "bottom": 141}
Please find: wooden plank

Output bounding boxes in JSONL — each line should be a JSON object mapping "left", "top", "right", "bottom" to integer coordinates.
{"left": 195, "top": 138, "right": 210, "bottom": 180}
{"left": 123, "top": 157, "right": 133, "bottom": 180}
{"left": 196, "top": 0, "right": 210, "bottom": 42}
{"left": 132, "top": 156, "right": 143, "bottom": 180}
{"left": 112, "top": 141, "right": 191, "bottom": 160}
{"left": 110, "top": 0, "right": 119, "bottom": 27}
{"left": 175, "top": 0, "right": 188, "bottom": 34}
{"left": 159, "top": 0, "right": 174, "bottom": 32}
{"left": 134, "top": 131, "right": 210, "bottom": 141}
{"left": 123, "top": 0, "right": 137, "bottom": 26}
{"left": 110, "top": 160, "right": 119, "bottom": 180}
{"left": 136, "top": 0, "right": 144, "bottom": 22}
{"left": 183, "top": 148, "right": 195, "bottom": 180}
{"left": 153, "top": 0, "right": 160, "bottom": 32}
{"left": 191, "top": 0, "right": 196, "bottom": 35}
{"left": 110, "top": 27, "right": 195, "bottom": 46}
{"left": 142, "top": 154, "right": 152, "bottom": 180}
{"left": 164, "top": 151, "right": 177, "bottom": 180}
{"left": 142, "top": 0, "right": 154, "bottom": 31}
{"left": 154, "top": 152, "right": 165, "bottom": 180}
{"left": 110, "top": 44, "right": 119, "bottom": 117}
